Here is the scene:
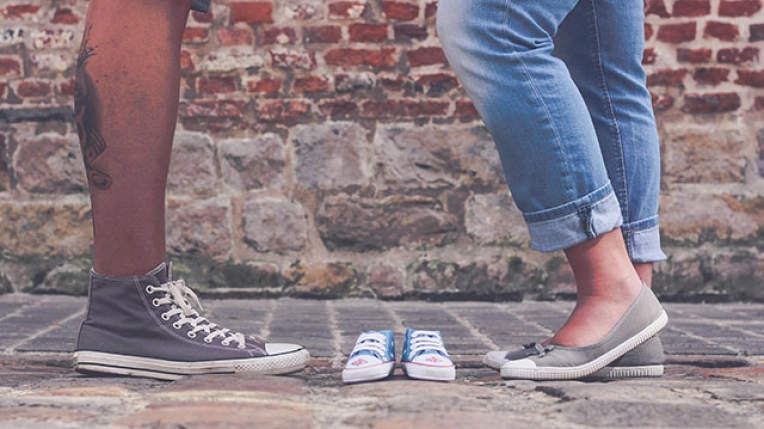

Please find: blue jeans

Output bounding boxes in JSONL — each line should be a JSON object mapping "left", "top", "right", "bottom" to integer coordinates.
{"left": 191, "top": 0, "right": 211, "bottom": 13}
{"left": 437, "top": 0, "right": 666, "bottom": 263}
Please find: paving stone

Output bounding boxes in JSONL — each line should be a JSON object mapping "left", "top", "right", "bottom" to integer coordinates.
{"left": 117, "top": 401, "right": 313, "bottom": 429}
{"left": 554, "top": 400, "right": 747, "bottom": 428}
{"left": 157, "top": 374, "right": 305, "bottom": 396}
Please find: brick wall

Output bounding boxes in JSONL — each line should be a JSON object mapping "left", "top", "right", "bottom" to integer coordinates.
{"left": 0, "top": 0, "right": 763, "bottom": 301}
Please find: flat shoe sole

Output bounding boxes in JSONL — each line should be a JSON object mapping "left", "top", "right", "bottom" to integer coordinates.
{"left": 74, "top": 349, "right": 310, "bottom": 380}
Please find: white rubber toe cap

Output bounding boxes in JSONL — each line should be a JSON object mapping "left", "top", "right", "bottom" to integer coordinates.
{"left": 265, "top": 343, "right": 303, "bottom": 355}
{"left": 501, "top": 358, "right": 537, "bottom": 370}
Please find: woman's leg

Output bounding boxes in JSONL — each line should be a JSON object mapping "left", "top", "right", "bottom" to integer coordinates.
{"left": 554, "top": 0, "right": 666, "bottom": 287}
{"left": 437, "top": 0, "right": 643, "bottom": 348}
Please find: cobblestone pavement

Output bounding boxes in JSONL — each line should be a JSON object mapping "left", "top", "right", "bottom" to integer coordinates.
{"left": 1, "top": 294, "right": 763, "bottom": 428}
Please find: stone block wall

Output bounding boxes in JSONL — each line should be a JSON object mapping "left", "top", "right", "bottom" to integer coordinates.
{"left": 0, "top": 0, "right": 763, "bottom": 301}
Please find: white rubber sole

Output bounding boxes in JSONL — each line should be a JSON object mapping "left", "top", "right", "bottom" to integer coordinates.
{"left": 402, "top": 362, "right": 456, "bottom": 382}
{"left": 484, "top": 351, "right": 664, "bottom": 380}
{"left": 73, "top": 349, "right": 311, "bottom": 381}
{"left": 587, "top": 364, "right": 664, "bottom": 380}
{"left": 342, "top": 361, "right": 395, "bottom": 384}
{"left": 500, "top": 310, "right": 668, "bottom": 380}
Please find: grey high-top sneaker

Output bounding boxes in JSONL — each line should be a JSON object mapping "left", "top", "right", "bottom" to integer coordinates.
{"left": 74, "top": 263, "right": 310, "bottom": 380}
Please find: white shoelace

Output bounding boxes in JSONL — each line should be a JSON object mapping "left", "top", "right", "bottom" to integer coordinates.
{"left": 147, "top": 279, "right": 247, "bottom": 349}
{"left": 351, "top": 332, "right": 389, "bottom": 358}
{"left": 409, "top": 331, "right": 448, "bottom": 356}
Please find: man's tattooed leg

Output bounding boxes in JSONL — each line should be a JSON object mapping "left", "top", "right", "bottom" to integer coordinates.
{"left": 75, "top": 24, "right": 112, "bottom": 190}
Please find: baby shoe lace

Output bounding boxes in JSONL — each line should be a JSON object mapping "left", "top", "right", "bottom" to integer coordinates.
{"left": 146, "top": 279, "right": 247, "bottom": 349}
{"left": 350, "top": 332, "right": 390, "bottom": 359}
{"left": 409, "top": 330, "right": 448, "bottom": 357}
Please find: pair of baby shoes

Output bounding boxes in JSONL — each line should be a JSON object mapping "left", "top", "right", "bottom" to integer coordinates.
{"left": 342, "top": 329, "right": 455, "bottom": 384}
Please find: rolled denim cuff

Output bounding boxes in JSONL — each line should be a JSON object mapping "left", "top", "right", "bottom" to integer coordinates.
{"left": 525, "top": 186, "right": 623, "bottom": 252}
{"left": 191, "top": 0, "right": 211, "bottom": 13}
{"left": 623, "top": 220, "right": 667, "bottom": 263}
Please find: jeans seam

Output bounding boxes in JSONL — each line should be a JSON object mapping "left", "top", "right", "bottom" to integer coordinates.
{"left": 587, "top": 0, "right": 630, "bottom": 223}
{"left": 502, "top": 0, "right": 575, "bottom": 202}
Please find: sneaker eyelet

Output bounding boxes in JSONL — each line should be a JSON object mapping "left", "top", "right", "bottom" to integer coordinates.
{"left": 161, "top": 313, "right": 171, "bottom": 321}
{"left": 152, "top": 298, "right": 160, "bottom": 307}
{"left": 204, "top": 338, "right": 213, "bottom": 343}
{"left": 145, "top": 286, "right": 155, "bottom": 294}
{"left": 173, "top": 322, "right": 182, "bottom": 329}
{"left": 187, "top": 332, "right": 196, "bottom": 338}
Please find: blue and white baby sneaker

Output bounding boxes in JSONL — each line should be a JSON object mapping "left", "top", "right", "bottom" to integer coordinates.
{"left": 342, "top": 330, "right": 396, "bottom": 384}
{"left": 401, "top": 329, "right": 455, "bottom": 381}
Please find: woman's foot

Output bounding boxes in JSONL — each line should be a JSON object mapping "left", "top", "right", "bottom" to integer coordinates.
{"left": 549, "top": 229, "right": 643, "bottom": 348}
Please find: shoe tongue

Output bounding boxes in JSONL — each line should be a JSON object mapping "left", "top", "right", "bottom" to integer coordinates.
{"left": 146, "top": 262, "right": 169, "bottom": 284}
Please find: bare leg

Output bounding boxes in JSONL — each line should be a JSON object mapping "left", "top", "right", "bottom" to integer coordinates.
{"left": 548, "top": 229, "right": 643, "bottom": 348}
{"left": 75, "top": 0, "right": 191, "bottom": 276}
{"left": 634, "top": 263, "right": 653, "bottom": 288}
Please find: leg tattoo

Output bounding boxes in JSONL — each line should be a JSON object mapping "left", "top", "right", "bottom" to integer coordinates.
{"left": 75, "top": 25, "right": 112, "bottom": 190}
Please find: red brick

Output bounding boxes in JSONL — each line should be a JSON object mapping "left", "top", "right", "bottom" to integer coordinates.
{"left": 232, "top": 2, "right": 274, "bottom": 24}
{"left": 736, "top": 69, "right": 764, "bottom": 87}
{"left": 183, "top": 27, "right": 209, "bottom": 43}
{"left": 192, "top": 10, "right": 213, "bottom": 23}
{"left": 0, "top": 82, "right": 6, "bottom": 99}
{"left": 717, "top": 47, "right": 759, "bottom": 64}
{"left": 651, "top": 93, "right": 675, "bottom": 111}
{"left": 718, "top": 0, "right": 762, "bottom": 17}
{"left": 247, "top": 77, "right": 282, "bottom": 94}
{"left": 271, "top": 49, "right": 316, "bottom": 69}
{"left": 349, "top": 24, "right": 388, "bottom": 42}
{"left": 180, "top": 50, "right": 196, "bottom": 72}
{"left": 645, "top": 0, "right": 670, "bottom": 17}
{"left": 15, "top": 80, "right": 51, "bottom": 97}
{"left": 682, "top": 92, "right": 741, "bottom": 113}
{"left": 334, "top": 74, "right": 375, "bottom": 92}
{"left": 293, "top": 75, "right": 330, "bottom": 93}
{"left": 645, "top": 23, "right": 654, "bottom": 41}
{"left": 319, "top": 99, "right": 358, "bottom": 118}
{"left": 408, "top": 47, "right": 447, "bottom": 67}
{"left": 425, "top": 2, "right": 438, "bottom": 19}
{"left": 51, "top": 7, "right": 80, "bottom": 24}
{"left": 415, "top": 73, "right": 458, "bottom": 95}
{"left": 361, "top": 99, "right": 449, "bottom": 118}
{"left": 3, "top": 4, "right": 40, "bottom": 19}
{"left": 257, "top": 99, "right": 311, "bottom": 122}
{"left": 264, "top": 27, "right": 298, "bottom": 44}
{"left": 455, "top": 99, "right": 480, "bottom": 122}
{"left": 324, "top": 48, "right": 397, "bottom": 69}
{"left": 704, "top": 21, "right": 739, "bottom": 41}
{"left": 752, "top": 23, "right": 764, "bottom": 41}
{"left": 647, "top": 69, "right": 688, "bottom": 87}
{"left": 197, "top": 76, "right": 238, "bottom": 94}
{"left": 216, "top": 27, "right": 255, "bottom": 46}
{"left": 0, "top": 57, "right": 22, "bottom": 77}
{"left": 754, "top": 96, "right": 764, "bottom": 110}
{"left": 677, "top": 48, "right": 712, "bottom": 63}
{"left": 382, "top": 1, "right": 419, "bottom": 21}
{"left": 379, "top": 74, "right": 406, "bottom": 91}
{"left": 59, "top": 79, "right": 75, "bottom": 96}
{"left": 328, "top": 2, "right": 367, "bottom": 19}
{"left": 642, "top": 48, "right": 657, "bottom": 65}
{"left": 304, "top": 26, "right": 342, "bottom": 43}
{"left": 657, "top": 22, "right": 697, "bottom": 43}
{"left": 179, "top": 99, "right": 247, "bottom": 118}
{"left": 693, "top": 67, "right": 730, "bottom": 86}
{"left": 672, "top": 0, "right": 711, "bottom": 16}
{"left": 395, "top": 24, "right": 428, "bottom": 41}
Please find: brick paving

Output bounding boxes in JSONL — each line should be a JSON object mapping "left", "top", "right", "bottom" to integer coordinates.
{"left": 1, "top": 294, "right": 763, "bottom": 428}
